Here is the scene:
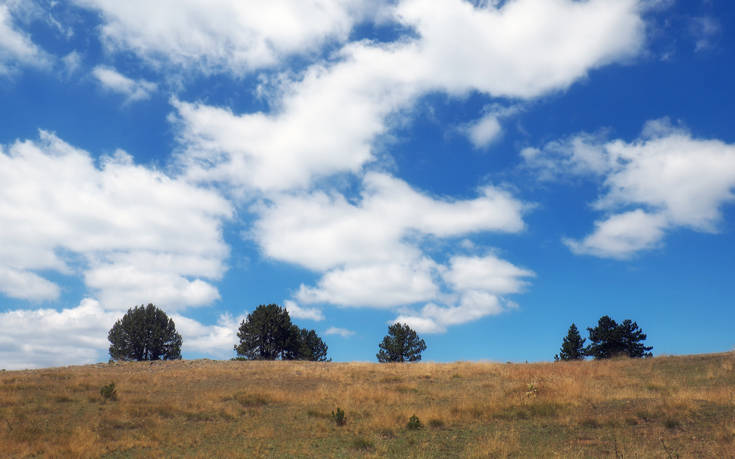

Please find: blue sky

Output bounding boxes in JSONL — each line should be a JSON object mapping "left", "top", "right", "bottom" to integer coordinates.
{"left": 1, "top": 0, "right": 733, "bottom": 369}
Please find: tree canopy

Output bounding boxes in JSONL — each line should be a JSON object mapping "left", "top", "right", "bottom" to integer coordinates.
{"left": 555, "top": 323, "right": 586, "bottom": 361}
{"left": 585, "top": 315, "right": 653, "bottom": 359}
{"left": 234, "top": 304, "right": 329, "bottom": 361}
{"left": 108, "top": 304, "right": 182, "bottom": 361}
{"left": 377, "top": 323, "right": 427, "bottom": 362}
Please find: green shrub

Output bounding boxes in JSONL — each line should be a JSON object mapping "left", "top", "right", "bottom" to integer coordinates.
{"left": 332, "top": 407, "right": 346, "bottom": 426}
{"left": 352, "top": 437, "right": 375, "bottom": 451}
{"left": 100, "top": 382, "right": 117, "bottom": 401}
{"left": 407, "top": 414, "right": 423, "bottom": 430}
{"left": 428, "top": 418, "right": 445, "bottom": 428}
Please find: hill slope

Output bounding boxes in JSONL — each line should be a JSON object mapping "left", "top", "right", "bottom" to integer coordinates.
{"left": 1, "top": 353, "right": 734, "bottom": 457}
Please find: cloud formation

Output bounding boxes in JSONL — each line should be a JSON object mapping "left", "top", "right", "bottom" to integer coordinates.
{"left": 0, "top": 2, "right": 50, "bottom": 75}
{"left": 92, "top": 66, "right": 157, "bottom": 102}
{"left": 254, "top": 172, "right": 531, "bottom": 332}
{"left": 172, "top": 0, "right": 645, "bottom": 193}
{"left": 0, "top": 298, "right": 248, "bottom": 369}
{"left": 525, "top": 119, "right": 735, "bottom": 258}
{"left": 73, "top": 0, "right": 383, "bottom": 74}
{"left": 0, "top": 131, "right": 231, "bottom": 308}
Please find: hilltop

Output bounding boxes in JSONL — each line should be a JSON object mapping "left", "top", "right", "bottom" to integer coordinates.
{"left": 1, "top": 353, "right": 733, "bottom": 457}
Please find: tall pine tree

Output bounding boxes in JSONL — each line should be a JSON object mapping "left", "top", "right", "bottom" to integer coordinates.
{"left": 555, "top": 323, "right": 586, "bottom": 361}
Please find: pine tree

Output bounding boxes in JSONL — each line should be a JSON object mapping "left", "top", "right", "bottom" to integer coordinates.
{"left": 108, "top": 304, "right": 182, "bottom": 361}
{"left": 555, "top": 323, "right": 586, "bottom": 361}
{"left": 234, "top": 304, "right": 329, "bottom": 361}
{"left": 377, "top": 323, "right": 427, "bottom": 362}
{"left": 585, "top": 315, "right": 653, "bottom": 359}
{"left": 235, "top": 304, "right": 295, "bottom": 360}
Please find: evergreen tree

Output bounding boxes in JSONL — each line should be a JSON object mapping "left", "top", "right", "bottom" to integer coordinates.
{"left": 296, "top": 328, "right": 330, "bottom": 362}
{"left": 585, "top": 315, "right": 653, "bottom": 359}
{"left": 377, "top": 323, "right": 427, "bottom": 362}
{"left": 108, "top": 304, "right": 182, "bottom": 361}
{"left": 234, "top": 304, "right": 329, "bottom": 361}
{"left": 235, "top": 304, "right": 294, "bottom": 360}
{"left": 555, "top": 323, "right": 586, "bottom": 361}
{"left": 618, "top": 319, "right": 654, "bottom": 358}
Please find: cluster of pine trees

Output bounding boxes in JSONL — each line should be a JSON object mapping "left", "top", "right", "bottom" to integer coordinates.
{"left": 107, "top": 304, "right": 653, "bottom": 364}
{"left": 555, "top": 316, "right": 653, "bottom": 361}
{"left": 107, "top": 303, "right": 428, "bottom": 363}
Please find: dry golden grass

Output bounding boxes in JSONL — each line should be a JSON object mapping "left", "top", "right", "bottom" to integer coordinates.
{"left": 1, "top": 352, "right": 734, "bottom": 457}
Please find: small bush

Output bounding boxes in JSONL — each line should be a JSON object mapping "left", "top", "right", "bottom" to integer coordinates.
{"left": 428, "top": 418, "right": 445, "bottom": 428}
{"left": 352, "top": 437, "right": 375, "bottom": 451}
{"left": 664, "top": 418, "right": 681, "bottom": 429}
{"left": 407, "top": 414, "right": 423, "bottom": 430}
{"left": 332, "top": 407, "right": 346, "bottom": 426}
{"left": 100, "top": 382, "right": 117, "bottom": 401}
{"left": 580, "top": 418, "right": 601, "bottom": 429}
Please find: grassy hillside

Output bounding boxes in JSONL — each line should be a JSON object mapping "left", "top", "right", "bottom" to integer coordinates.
{"left": 1, "top": 353, "right": 733, "bottom": 457}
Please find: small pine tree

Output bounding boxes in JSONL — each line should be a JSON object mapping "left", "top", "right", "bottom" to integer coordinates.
{"left": 377, "top": 323, "right": 426, "bottom": 362}
{"left": 555, "top": 323, "right": 586, "bottom": 361}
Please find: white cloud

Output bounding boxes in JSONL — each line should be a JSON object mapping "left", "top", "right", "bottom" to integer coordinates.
{"left": 254, "top": 172, "right": 530, "bottom": 329}
{"left": 0, "top": 298, "right": 249, "bottom": 369}
{"left": 61, "top": 51, "right": 81, "bottom": 75}
{"left": 564, "top": 210, "right": 668, "bottom": 259}
{"left": 393, "top": 254, "right": 533, "bottom": 333}
{"left": 296, "top": 259, "right": 440, "bottom": 308}
{"left": 0, "top": 298, "right": 117, "bottom": 370}
{"left": 284, "top": 300, "right": 324, "bottom": 321}
{"left": 394, "top": 292, "right": 505, "bottom": 334}
{"left": 0, "top": 132, "right": 232, "bottom": 309}
{"left": 255, "top": 172, "right": 526, "bottom": 273}
{"left": 0, "top": 266, "right": 60, "bottom": 302}
{"left": 92, "top": 66, "right": 157, "bottom": 102}
{"left": 526, "top": 119, "right": 735, "bottom": 258}
{"left": 172, "top": 0, "right": 646, "bottom": 193}
{"left": 443, "top": 254, "right": 534, "bottom": 294}
{"left": 0, "top": 3, "right": 50, "bottom": 75}
{"left": 324, "top": 326, "right": 354, "bottom": 337}
{"left": 466, "top": 113, "right": 502, "bottom": 149}
{"left": 73, "top": 0, "right": 381, "bottom": 75}
{"left": 171, "top": 311, "right": 244, "bottom": 358}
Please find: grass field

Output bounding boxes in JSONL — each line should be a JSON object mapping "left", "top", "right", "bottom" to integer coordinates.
{"left": 1, "top": 352, "right": 734, "bottom": 457}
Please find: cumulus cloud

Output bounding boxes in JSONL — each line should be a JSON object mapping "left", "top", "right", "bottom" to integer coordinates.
{"left": 0, "top": 298, "right": 248, "bottom": 369}
{"left": 0, "top": 3, "right": 50, "bottom": 75}
{"left": 0, "top": 298, "right": 117, "bottom": 370}
{"left": 73, "top": 0, "right": 383, "bottom": 74}
{"left": 525, "top": 119, "right": 735, "bottom": 258}
{"left": 296, "top": 259, "right": 440, "bottom": 308}
{"left": 171, "top": 311, "right": 244, "bottom": 358}
{"left": 284, "top": 300, "right": 324, "bottom": 321}
{"left": 393, "top": 254, "right": 533, "bottom": 333}
{"left": 324, "top": 327, "right": 355, "bottom": 337}
{"left": 443, "top": 254, "right": 534, "bottom": 294}
{"left": 0, "top": 132, "right": 231, "bottom": 309}
{"left": 255, "top": 172, "right": 525, "bottom": 273}
{"left": 254, "top": 172, "right": 530, "bottom": 331}
{"left": 172, "top": 0, "right": 645, "bottom": 193}
{"left": 92, "top": 66, "right": 157, "bottom": 102}
{"left": 564, "top": 210, "right": 668, "bottom": 259}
